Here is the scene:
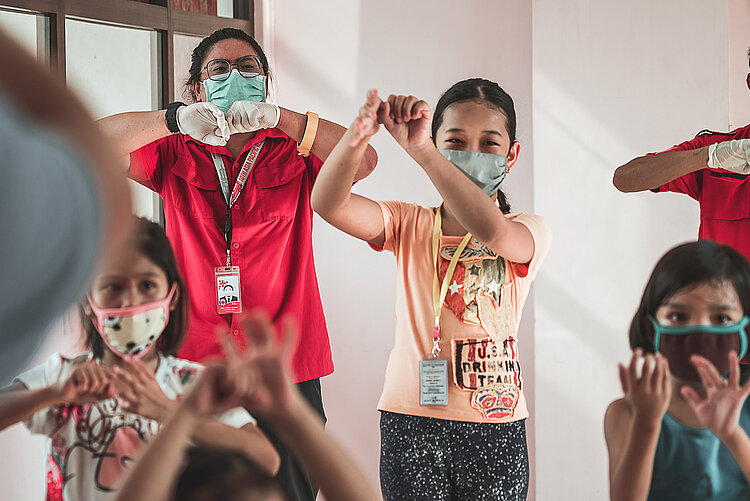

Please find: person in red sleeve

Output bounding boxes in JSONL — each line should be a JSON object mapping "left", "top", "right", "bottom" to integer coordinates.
{"left": 613, "top": 50, "right": 750, "bottom": 259}
{"left": 97, "top": 28, "right": 377, "bottom": 501}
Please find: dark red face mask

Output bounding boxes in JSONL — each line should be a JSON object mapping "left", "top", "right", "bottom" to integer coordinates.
{"left": 649, "top": 316, "right": 749, "bottom": 383}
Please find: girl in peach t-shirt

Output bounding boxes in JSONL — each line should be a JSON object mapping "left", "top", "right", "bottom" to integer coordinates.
{"left": 312, "top": 79, "right": 551, "bottom": 500}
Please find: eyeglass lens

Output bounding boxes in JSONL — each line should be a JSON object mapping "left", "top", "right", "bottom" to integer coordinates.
{"left": 207, "top": 56, "right": 262, "bottom": 80}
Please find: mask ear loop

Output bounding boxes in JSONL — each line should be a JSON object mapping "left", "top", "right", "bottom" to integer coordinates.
{"left": 648, "top": 316, "right": 662, "bottom": 353}
{"left": 738, "top": 316, "right": 749, "bottom": 360}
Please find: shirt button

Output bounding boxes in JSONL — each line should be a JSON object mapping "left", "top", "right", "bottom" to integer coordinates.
{"left": 233, "top": 204, "right": 239, "bottom": 210}
{"left": 232, "top": 329, "right": 240, "bottom": 336}
{"left": 232, "top": 242, "right": 239, "bottom": 249}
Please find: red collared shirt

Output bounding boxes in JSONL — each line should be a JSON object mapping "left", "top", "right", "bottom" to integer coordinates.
{"left": 130, "top": 128, "right": 333, "bottom": 382}
{"left": 652, "top": 123, "right": 750, "bottom": 260}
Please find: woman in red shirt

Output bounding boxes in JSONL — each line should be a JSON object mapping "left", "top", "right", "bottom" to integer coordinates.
{"left": 98, "top": 28, "right": 376, "bottom": 501}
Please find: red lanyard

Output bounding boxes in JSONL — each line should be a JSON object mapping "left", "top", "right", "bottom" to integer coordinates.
{"left": 210, "top": 140, "right": 265, "bottom": 266}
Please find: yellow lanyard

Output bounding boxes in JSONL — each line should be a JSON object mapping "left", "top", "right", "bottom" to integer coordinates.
{"left": 431, "top": 205, "right": 472, "bottom": 357}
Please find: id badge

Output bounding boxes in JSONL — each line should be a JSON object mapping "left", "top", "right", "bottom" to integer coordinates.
{"left": 214, "top": 266, "right": 242, "bottom": 314}
{"left": 419, "top": 357, "right": 449, "bottom": 406}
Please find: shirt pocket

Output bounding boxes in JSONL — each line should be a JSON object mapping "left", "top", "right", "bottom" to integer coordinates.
{"left": 701, "top": 171, "right": 750, "bottom": 221}
{"left": 253, "top": 158, "right": 306, "bottom": 221}
{"left": 167, "top": 153, "right": 222, "bottom": 219}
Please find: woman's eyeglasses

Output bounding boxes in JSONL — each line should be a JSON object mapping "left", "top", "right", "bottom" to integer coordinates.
{"left": 203, "top": 55, "right": 262, "bottom": 81}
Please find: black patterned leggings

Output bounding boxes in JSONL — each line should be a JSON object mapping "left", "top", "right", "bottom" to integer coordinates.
{"left": 379, "top": 411, "right": 529, "bottom": 501}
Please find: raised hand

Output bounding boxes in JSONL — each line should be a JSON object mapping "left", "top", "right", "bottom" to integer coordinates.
{"left": 220, "top": 311, "right": 298, "bottom": 420}
{"left": 111, "top": 357, "right": 175, "bottom": 421}
{"left": 177, "top": 362, "right": 253, "bottom": 417}
{"left": 225, "top": 101, "right": 280, "bottom": 135}
{"left": 348, "top": 89, "right": 382, "bottom": 148}
{"left": 176, "top": 102, "right": 230, "bottom": 146}
{"left": 681, "top": 351, "right": 750, "bottom": 441}
{"left": 56, "top": 362, "right": 117, "bottom": 404}
{"left": 618, "top": 349, "right": 672, "bottom": 423}
{"left": 378, "top": 93, "right": 433, "bottom": 154}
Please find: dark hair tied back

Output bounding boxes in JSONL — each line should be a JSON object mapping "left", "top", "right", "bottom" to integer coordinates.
{"left": 432, "top": 78, "right": 517, "bottom": 214}
{"left": 184, "top": 28, "right": 270, "bottom": 103}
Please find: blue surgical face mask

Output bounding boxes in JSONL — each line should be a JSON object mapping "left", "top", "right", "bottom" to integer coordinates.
{"left": 203, "top": 69, "right": 266, "bottom": 113}
{"left": 439, "top": 149, "right": 508, "bottom": 195}
{"left": 649, "top": 315, "right": 749, "bottom": 383}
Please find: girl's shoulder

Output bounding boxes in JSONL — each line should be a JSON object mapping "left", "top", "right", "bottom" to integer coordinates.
{"left": 604, "top": 398, "right": 633, "bottom": 434}
{"left": 507, "top": 212, "right": 550, "bottom": 235}
{"left": 604, "top": 398, "right": 635, "bottom": 455}
{"left": 377, "top": 200, "right": 431, "bottom": 217}
{"left": 13, "top": 352, "right": 93, "bottom": 390}
{"left": 158, "top": 354, "right": 204, "bottom": 387}
{"left": 56, "top": 352, "right": 95, "bottom": 378}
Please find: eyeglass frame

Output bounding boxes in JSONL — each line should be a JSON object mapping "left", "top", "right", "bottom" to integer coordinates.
{"left": 201, "top": 55, "right": 264, "bottom": 81}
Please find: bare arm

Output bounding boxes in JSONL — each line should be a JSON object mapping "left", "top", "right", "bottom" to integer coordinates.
{"left": 114, "top": 404, "right": 199, "bottom": 501}
{"left": 277, "top": 107, "right": 377, "bottom": 181}
{"left": 97, "top": 110, "right": 171, "bottom": 162}
{"left": 0, "top": 383, "right": 60, "bottom": 432}
{"left": 311, "top": 91, "right": 387, "bottom": 246}
{"left": 613, "top": 147, "right": 708, "bottom": 193}
{"left": 192, "top": 421, "right": 279, "bottom": 476}
{"left": 236, "top": 313, "right": 382, "bottom": 501}
{"left": 112, "top": 358, "right": 279, "bottom": 476}
{"left": 0, "top": 363, "right": 119, "bottom": 432}
{"left": 605, "top": 352, "right": 671, "bottom": 501}
{"left": 605, "top": 399, "right": 661, "bottom": 501}
{"left": 410, "top": 144, "right": 534, "bottom": 263}
{"left": 723, "top": 429, "right": 750, "bottom": 483}
{"left": 0, "top": 29, "right": 131, "bottom": 262}
{"left": 115, "top": 363, "right": 278, "bottom": 501}
{"left": 270, "top": 391, "right": 380, "bottom": 501}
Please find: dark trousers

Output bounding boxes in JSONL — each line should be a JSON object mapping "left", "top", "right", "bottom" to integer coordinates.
{"left": 255, "top": 378, "right": 326, "bottom": 501}
{"left": 380, "top": 411, "right": 529, "bottom": 501}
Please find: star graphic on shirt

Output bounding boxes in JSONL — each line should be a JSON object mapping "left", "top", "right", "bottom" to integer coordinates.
{"left": 469, "top": 264, "right": 482, "bottom": 276}
{"left": 485, "top": 279, "right": 502, "bottom": 295}
{"left": 448, "top": 280, "right": 464, "bottom": 295}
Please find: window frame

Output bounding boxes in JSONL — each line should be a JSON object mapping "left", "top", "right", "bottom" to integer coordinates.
{"left": 0, "top": 0, "right": 253, "bottom": 222}
{"left": 0, "top": 0, "right": 254, "bottom": 105}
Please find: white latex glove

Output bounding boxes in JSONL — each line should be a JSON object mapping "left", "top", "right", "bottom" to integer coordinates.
{"left": 707, "top": 139, "right": 750, "bottom": 174}
{"left": 176, "top": 102, "right": 231, "bottom": 146}
{"left": 225, "top": 101, "right": 281, "bottom": 135}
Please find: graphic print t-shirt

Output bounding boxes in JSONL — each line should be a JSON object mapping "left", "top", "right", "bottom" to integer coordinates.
{"left": 14, "top": 353, "right": 254, "bottom": 501}
{"left": 371, "top": 201, "right": 551, "bottom": 423}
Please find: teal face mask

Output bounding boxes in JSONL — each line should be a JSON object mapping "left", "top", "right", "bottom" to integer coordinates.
{"left": 649, "top": 315, "right": 749, "bottom": 383}
{"left": 203, "top": 69, "right": 266, "bottom": 113}
{"left": 439, "top": 149, "right": 508, "bottom": 195}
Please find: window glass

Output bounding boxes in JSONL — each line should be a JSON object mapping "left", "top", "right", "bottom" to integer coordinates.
{"left": 0, "top": 9, "right": 47, "bottom": 59}
{"left": 66, "top": 18, "right": 161, "bottom": 221}
{"left": 171, "top": 0, "right": 234, "bottom": 18}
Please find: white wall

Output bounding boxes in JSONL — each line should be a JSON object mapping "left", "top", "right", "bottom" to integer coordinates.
{"left": 258, "top": 0, "right": 535, "bottom": 496}
{"left": 533, "top": 1, "right": 732, "bottom": 499}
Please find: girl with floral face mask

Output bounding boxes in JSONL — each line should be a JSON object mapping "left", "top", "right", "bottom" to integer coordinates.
{"left": 605, "top": 240, "right": 750, "bottom": 501}
{"left": 311, "top": 79, "right": 551, "bottom": 499}
{"left": 0, "top": 217, "right": 279, "bottom": 501}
